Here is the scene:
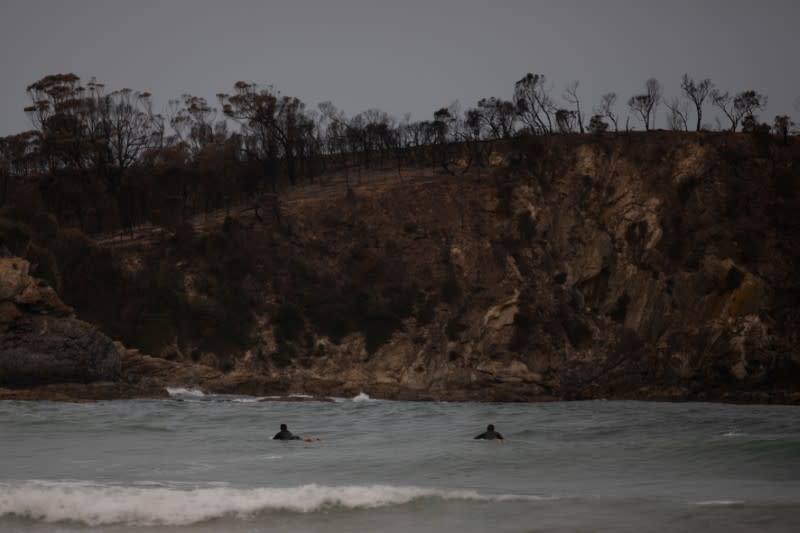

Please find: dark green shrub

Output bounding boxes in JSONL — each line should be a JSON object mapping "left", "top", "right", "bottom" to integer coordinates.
{"left": 415, "top": 296, "right": 436, "bottom": 325}
{"left": 0, "top": 219, "right": 32, "bottom": 255}
{"left": 271, "top": 343, "right": 295, "bottom": 368}
{"left": 26, "top": 244, "right": 59, "bottom": 290}
{"left": 273, "top": 302, "right": 305, "bottom": 342}
{"left": 564, "top": 316, "right": 592, "bottom": 347}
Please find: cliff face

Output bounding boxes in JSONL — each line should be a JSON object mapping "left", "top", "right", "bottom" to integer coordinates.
{"left": 227, "top": 133, "right": 798, "bottom": 402}
{"left": 0, "top": 257, "right": 122, "bottom": 387}
{"left": 2, "top": 133, "right": 799, "bottom": 402}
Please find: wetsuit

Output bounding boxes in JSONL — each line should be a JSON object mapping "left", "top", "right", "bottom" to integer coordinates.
{"left": 475, "top": 428, "right": 504, "bottom": 440}
{"left": 273, "top": 429, "right": 301, "bottom": 440}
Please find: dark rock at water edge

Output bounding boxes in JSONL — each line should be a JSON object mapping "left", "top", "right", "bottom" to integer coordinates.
{"left": 0, "top": 257, "right": 122, "bottom": 387}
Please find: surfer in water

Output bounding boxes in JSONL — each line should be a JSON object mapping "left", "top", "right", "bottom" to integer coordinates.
{"left": 273, "top": 423, "right": 302, "bottom": 441}
{"left": 474, "top": 424, "right": 504, "bottom": 442}
{"left": 273, "top": 423, "right": 320, "bottom": 442}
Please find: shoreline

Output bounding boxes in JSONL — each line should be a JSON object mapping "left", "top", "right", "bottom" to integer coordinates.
{"left": 2, "top": 381, "right": 798, "bottom": 405}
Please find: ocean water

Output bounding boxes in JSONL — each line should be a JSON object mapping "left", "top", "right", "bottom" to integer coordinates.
{"left": 1, "top": 392, "right": 798, "bottom": 532}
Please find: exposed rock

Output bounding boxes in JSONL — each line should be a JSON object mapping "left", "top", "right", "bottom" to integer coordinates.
{"left": 0, "top": 257, "right": 121, "bottom": 387}
{"left": 4, "top": 133, "right": 800, "bottom": 404}
{"left": 231, "top": 134, "right": 798, "bottom": 404}
{"left": 483, "top": 290, "right": 519, "bottom": 330}
{"left": 0, "top": 257, "right": 29, "bottom": 301}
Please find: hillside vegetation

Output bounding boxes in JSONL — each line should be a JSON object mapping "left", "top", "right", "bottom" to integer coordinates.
{"left": 2, "top": 132, "right": 799, "bottom": 402}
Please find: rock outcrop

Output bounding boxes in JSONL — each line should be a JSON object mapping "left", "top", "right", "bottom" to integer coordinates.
{"left": 226, "top": 133, "right": 799, "bottom": 403}
{"left": 3, "top": 133, "right": 799, "bottom": 403}
{"left": 0, "top": 257, "right": 122, "bottom": 386}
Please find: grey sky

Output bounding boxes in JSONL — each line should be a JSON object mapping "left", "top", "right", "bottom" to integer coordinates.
{"left": 1, "top": 0, "right": 798, "bottom": 135}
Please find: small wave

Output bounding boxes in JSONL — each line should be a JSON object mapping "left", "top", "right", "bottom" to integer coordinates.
{"left": 694, "top": 500, "right": 745, "bottom": 507}
{"left": 722, "top": 431, "right": 746, "bottom": 438}
{"left": 130, "top": 481, "right": 231, "bottom": 488}
{"left": 165, "top": 387, "right": 205, "bottom": 398}
{"left": 244, "top": 394, "right": 318, "bottom": 402}
{"left": 352, "top": 392, "right": 373, "bottom": 402}
{"left": 0, "top": 481, "right": 543, "bottom": 526}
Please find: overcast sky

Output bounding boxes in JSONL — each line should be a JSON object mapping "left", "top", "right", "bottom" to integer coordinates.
{"left": 1, "top": 0, "right": 798, "bottom": 135}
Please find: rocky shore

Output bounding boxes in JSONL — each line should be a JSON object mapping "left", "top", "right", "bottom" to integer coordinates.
{"left": 0, "top": 257, "right": 121, "bottom": 390}
{"left": 1, "top": 134, "right": 799, "bottom": 403}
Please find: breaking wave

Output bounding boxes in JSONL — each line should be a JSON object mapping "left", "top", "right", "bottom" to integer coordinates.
{"left": 0, "top": 481, "right": 543, "bottom": 526}
{"left": 352, "top": 392, "right": 373, "bottom": 402}
{"left": 165, "top": 387, "right": 205, "bottom": 398}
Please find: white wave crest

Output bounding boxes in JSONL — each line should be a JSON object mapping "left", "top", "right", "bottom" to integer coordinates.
{"left": 0, "top": 481, "right": 540, "bottom": 526}
{"left": 165, "top": 387, "right": 205, "bottom": 397}
{"left": 694, "top": 500, "right": 745, "bottom": 506}
{"left": 352, "top": 392, "right": 373, "bottom": 402}
{"left": 231, "top": 397, "right": 261, "bottom": 403}
{"left": 722, "top": 431, "right": 746, "bottom": 438}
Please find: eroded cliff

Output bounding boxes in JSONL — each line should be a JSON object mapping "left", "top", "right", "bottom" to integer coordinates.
{"left": 0, "top": 256, "right": 121, "bottom": 388}
{"left": 2, "top": 132, "right": 799, "bottom": 402}
{"left": 229, "top": 133, "right": 799, "bottom": 402}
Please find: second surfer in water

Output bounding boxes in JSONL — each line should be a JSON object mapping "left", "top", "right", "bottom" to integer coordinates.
{"left": 273, "top": 423, "right": 320, "bottom": 442}
{"left": 474, "top": 424, "right": 504, "bottom": 442}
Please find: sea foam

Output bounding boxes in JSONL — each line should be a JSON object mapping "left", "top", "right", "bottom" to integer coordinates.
{"left": 165, "top": 387, "right": 205, "bottom": 398}
{"left": 352, "top": 392, "right": 373, "bottom": 402}
{"left": 0, "top": 481, "right": 540, "bottom": 526}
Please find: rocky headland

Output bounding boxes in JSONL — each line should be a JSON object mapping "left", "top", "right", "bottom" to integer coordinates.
{"left": 1, "top": 133, "right": 799, "bottom": 403}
